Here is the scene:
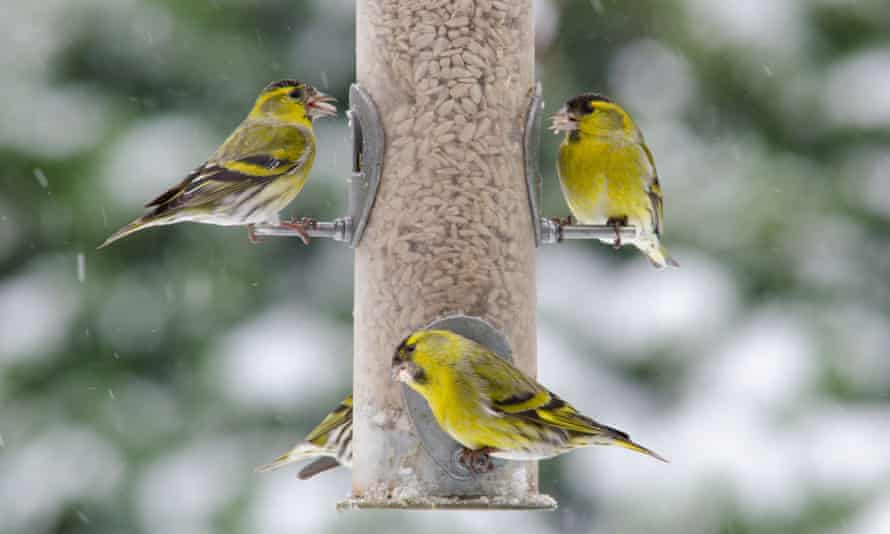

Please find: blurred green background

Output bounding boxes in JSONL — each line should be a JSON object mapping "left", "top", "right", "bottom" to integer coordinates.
{"left": 2, "top": 0, "right": 890, "bottom": 533}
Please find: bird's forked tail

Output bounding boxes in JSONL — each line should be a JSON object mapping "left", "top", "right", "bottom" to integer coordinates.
{"left": 97, "top": 215, "right": 165, "bottom": 249}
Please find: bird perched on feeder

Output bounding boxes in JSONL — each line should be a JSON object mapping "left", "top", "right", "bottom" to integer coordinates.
{"left": 392, "top": 330, "right": 666, "bottom": 473}
{"left": 550, "top": 93, "right": 678, "bottom": 268}
{"left": 99, "top": 80, "right": 336, "bottom": 248}
{"left": 256, "top": 394, "right": 353, "bottom": 479}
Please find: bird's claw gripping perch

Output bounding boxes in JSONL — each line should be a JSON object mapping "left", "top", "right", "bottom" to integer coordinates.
{"left": 279, "top": 217, "right": 317, "bottom": 245}
{"left": 606, "top": 217, "right": 628, "bottom": 249}
{"left": 459, "top": 447, "right": 494, "bottom": 474}
{"left": 247, "top": 223, "right": 262, "bottom": 244}
{"left": 248, "top": 218, "right": 317, "bottom": 245}
{"left": 550, "top": 215, "right": 574, "bottom": 227}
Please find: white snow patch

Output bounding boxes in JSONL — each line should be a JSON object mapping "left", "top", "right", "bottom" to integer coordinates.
{"left": 100, "top": 115, "right": 218, "bottom": 208}
{"left": 392, "top": 467, "right": 422, "bottom": 501}
{"left": 801, "top": 403, "right": 890, "bottom": 492}
{"left": 823, "top": 48, "right": 890, "bottom": 128}
{"left": 539, "top": 248, "right": 738, "bottom": 358}
{"left": 0, "top": 81, "right": 108, "bottom": 159}
{"left": 0, "top": 267, "right": 79, "bottom": 364}
{"left": 250, "top": 469, "right": 349, "bottom": 534}
{"left": 684, "top": 0, "right": 804, "bottom": 58}
{"left": 215, "top": 305, "right": 349, "bottom": 411}
{"left": 609, "top": 39, "right": 696, "bottom": 118}
{"left": 137, "top": 438, "right": 244, "bottom": 533}
{"left": 0, "top": 425, "right": 123, "bottom": 534}
{"left": 690, "top": 307, "right": 817, "bottom": 410}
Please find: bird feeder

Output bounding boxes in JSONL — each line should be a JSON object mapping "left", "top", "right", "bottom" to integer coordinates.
{"left": 254, "top": 0, "right": 638, "bottom": 510}
{"left": 346, "top": 0, "right": 555, "bottom": 510}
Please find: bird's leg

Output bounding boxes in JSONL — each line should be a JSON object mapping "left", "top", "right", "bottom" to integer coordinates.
{"left": 279, "top": 217, "right": 316, "bottom": 246}
{"left": 247, "top": 223, "right": 263, "bottom": 244}
{"left": 606, "top": 216, "right": 628, "bottom": 249}
{"left": 550, "top": 215, "right": 574, "bottom": 227}
{"left": 459, "top": 447, "right": 495, "bottom": 474}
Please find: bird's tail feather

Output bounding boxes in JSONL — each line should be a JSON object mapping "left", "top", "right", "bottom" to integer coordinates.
{"left": 255, "top": 444, "right": 322, "bottom": 473}
{"left": 641, "top": 240, "right": 679, "bottom": 269}
{"left": 98, "top": 215, "right": 162, "bottom": 249}
{"left": 610, "top": 435, "right": 668, "bottom": 462}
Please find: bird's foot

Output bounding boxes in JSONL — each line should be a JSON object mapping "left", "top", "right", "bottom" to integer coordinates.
{"left": 550, "top": 215, "right": 574, "bottom": 227}
{"left": 458, "top": 447, "right": 495, "bottom": 474}
{"left": 279, "top": 217, "right": 316, "bottom": 245}
{"left": 247, "top": 223, "right": 263, "bottom": 244}
{"left": 606, "top": 216, "right": 628, "bottom": 249}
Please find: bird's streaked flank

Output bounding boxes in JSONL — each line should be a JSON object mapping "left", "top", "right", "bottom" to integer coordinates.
{"left": 99, "top": 79, "right": 335, "bottom": 248}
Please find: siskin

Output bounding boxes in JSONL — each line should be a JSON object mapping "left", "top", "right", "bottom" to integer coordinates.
{"left": 393, "top": 330, "right": 665, "bottom": 472}
{"left": 550, "top": 93, "right": 678, "bottom": 268}
{"left": 256, "top": 395, "right": 353, "bottom": 479}
{"left": 99, "top": 80, "right": 336, "bottom": 248}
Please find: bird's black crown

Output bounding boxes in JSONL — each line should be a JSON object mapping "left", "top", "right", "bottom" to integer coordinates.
{"left": 263, "top": 79, "right": 305, "bottom": 92}
{"left": 566, "top": 92, "right": 614, "bottom": 114}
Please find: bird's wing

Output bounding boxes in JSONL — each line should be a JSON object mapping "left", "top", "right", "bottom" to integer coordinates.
{"left": 145, "top": 122, "right": 313, "bottom": 212}
{"left": 466, "top": 349, "right": 599, "bottom": 435}
{"left": 304, "top": 395, "right": 352, "bottom": 446}
{"left": 640, "top": 142, "right": 665, "bottom": 236}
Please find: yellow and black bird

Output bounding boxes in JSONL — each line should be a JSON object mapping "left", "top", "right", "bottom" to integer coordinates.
{"left": 99, "top": 80, "right": 335, "bottom": 248}
{"left": 551, "top": 93, "right": 677, "bottom": 268}
{"left": 393, "top": 330, "right": 666, "bottom": 472}
{"left": 257, "top": 395, "right": 353, "bottom": 480}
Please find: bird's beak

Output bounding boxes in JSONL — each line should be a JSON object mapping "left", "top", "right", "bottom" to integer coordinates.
{"left": 391, "top": 361, "right": 416, "bottom": 383}
{"left": 307, "top": 91, "right": 337, "bottom": 118}
{"left": 549, "top": 106, "right": 578, "bottom": 133}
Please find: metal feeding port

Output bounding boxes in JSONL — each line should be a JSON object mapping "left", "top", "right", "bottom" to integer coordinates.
{"left": 252, "top": 83, "right": 384, "bottom": 247}
{"left": 359, "top": 314, "right": 557, "bottom": 511}
{"left": 402, "top": 315, "right": 515, "bottom": 483}
{"left": 523, "top": 83, "right": 639, "bottom": 247}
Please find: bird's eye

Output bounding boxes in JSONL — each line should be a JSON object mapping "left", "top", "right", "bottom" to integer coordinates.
{"left": 289, "top": 88, "right": 305, "bottom": 100}
{"left": 404, "top": 344, "right": 416, "bottom": 355}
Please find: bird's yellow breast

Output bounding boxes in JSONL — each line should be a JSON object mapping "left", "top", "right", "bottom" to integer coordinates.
{"left": 419, "top": 375, "right": 528, "bottom": 452}
{"left": 557, "top": 134, "right": 653, "bottom": 225}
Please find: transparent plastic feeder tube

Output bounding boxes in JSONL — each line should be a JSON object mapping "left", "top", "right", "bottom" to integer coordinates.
{"left": 348, "top": 0, "right": 550, "bottom": 509}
